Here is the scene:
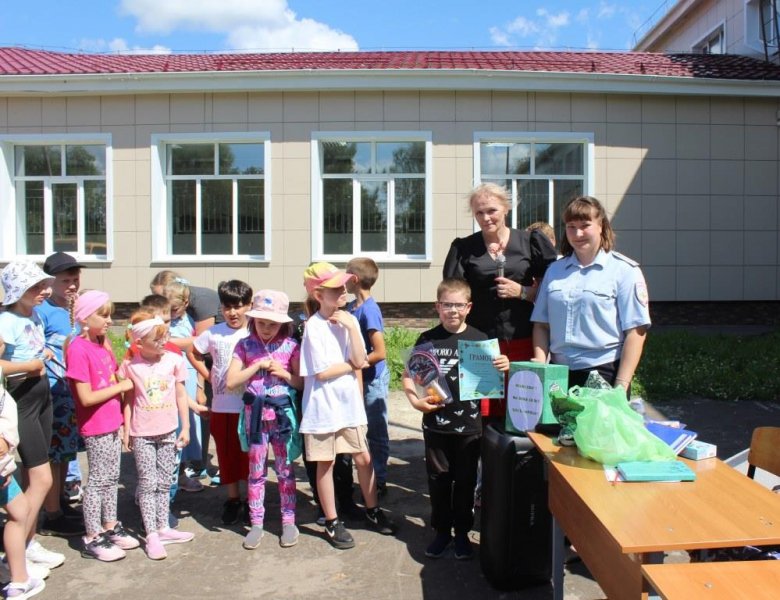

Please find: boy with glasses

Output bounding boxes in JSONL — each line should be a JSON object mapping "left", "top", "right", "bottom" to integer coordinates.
{"left": 402, "top": 277, "right": 508, "bottom": 561}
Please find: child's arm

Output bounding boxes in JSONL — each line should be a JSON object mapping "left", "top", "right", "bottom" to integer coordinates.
{"left": 175, "top": 381, "right": 191, "bottom": 448}
{"left": 328, "top": 310, "right": 368, "bottom": 369}
{"left": 187, "top": 346, "right": 211, "bottom": 381}
{"left": 493, "top": 353, "right": 510, "bottom": 372}
{"left": 402, "top": 370, "right": 442, "bottom": 414}
{"left": 225, "top": 356, "right": 267, "bottom": 391}
{"left": 122, "top": 392, "right": 133, "bottom": 451}
{"left": 267, "top": 355, "right": 304, "bottom": 391}
{"left": 366, "top": 329, "right": 387, "bottom": 366}
{"left": 73, "top": 378, "right": 133, "bottom": 408}
{"left": 0, "top": 357, "right": 45, "bottom": 378}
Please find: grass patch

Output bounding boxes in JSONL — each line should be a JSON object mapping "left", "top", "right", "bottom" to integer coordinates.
{"left": 385, "top": 326, "right": 422, "bottom": 391}
{"left": 107, "top": 330, "right": 128, "bottom": 362}
{"left": 636, "top": 329, "right": 780, "bottom": 402}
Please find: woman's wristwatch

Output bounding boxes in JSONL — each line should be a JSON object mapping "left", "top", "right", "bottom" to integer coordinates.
{"left": 520, "top": 285, "right": 528, "bottom": 301}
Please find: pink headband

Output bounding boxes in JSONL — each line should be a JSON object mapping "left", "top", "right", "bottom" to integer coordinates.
{"left": 131, "top": 317, "right": 165, "bottom": 342}
{"left": 74, "top": 290, "right": 110, "bottom": 323}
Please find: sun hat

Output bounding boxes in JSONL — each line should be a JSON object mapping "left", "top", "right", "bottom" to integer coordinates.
{"left": 246, "top": 290, "right": 293, "bottom": 323}
{"left": 1, "top": 261, "right": 54, "bottom": 306}
{"left": 43, "top": 252, "right": 86, "bottom": 275}
{"left": 303, "top": 262, "right": 356, "bottom": 294}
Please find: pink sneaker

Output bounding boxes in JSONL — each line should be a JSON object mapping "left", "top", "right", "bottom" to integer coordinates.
{"left": 107, "top": 522, "right": 140, "bottom": 550}
{"left": 81, "top": 534, "right": 126, "bottom": 562}
{"left": 158, "top": 528, "right": 194, "bottom": 545}
{"left": 144, "top": 533, "right": 167, "bottom": 560}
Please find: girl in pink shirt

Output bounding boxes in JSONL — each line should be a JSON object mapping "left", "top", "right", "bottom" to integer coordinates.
{"left": 66, "top": 291, "right": 139, "bottom": 562}
{"left": 118, "top": 308, "right": 194, "bottom": 560}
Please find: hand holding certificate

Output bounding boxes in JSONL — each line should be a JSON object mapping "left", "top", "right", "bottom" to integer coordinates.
{"left": 457, "top": 338, "right": 506, "bottom": 400}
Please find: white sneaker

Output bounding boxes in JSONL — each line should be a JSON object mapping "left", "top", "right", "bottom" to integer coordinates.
{"left": 3, "top": 577, "right": 46, "bottom": 599}
{"left": 0, "top": 558, "right": 50, "bottom": 585}
{"left": 25, "top": 540, "right": 64, "bottom": 569}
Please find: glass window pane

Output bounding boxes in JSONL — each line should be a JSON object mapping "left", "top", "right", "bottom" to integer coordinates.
{"left": 201, "top": 180, "right": 233, "bottom": 255}
{"left": 394, "top": 178, "right": 425, "bottom": 255}
{"left": 171, "top": 180, "right": 196, "bottom": 255}
{"left": 237, "top": 179, "right": 264, "bottom": 255}
{"left": 84, "top": 181, "right": 107, "bottom": 255}
{"left": 322, "top": 179, "right": 353, "bottom": 254}
{"left": 553, "top": 179, "right": 584, "bottom": 246}
{"left": 16, "top": 181, "right": 44, "bottom": 254}
{"left": 360, "top": 181, "right": 387, "bottom": 252}
{"left": 170, "top": 144, "right": 214, "bottom": 175}
{"left": 66, "top": 145, "right": 106, "bottom": 176}
{"left": 219, "top": 143, "right": 264, "bottom": 175}
{"left": 518, "top": 180, "right": 549, "bottom": 229}
{"left": 377, "top": 142, "right": 425, "bottom": 174}
{"left": 322, "top": 142, "right": 370, "bottom": 174}
{"left": 535, "top": 143, "right": 583, "bottom": 175}
{"left": 481, "top": 143, "right": 531, "bottom": 175}
{"left": 52, "top": 183, "right": 77, "bottom": 252}
{"left": 15, "top": 145, "right": 61, "bottom": 176}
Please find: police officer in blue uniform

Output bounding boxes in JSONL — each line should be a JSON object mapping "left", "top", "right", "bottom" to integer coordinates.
{"left": 531, "top": 196, "right": 650, "bottom": 393}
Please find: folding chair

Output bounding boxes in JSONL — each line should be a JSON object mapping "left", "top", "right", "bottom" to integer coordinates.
{"left": 747, "top": 426, "right": 780, "bottom": 492}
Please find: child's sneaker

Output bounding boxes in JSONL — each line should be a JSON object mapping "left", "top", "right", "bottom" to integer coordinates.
{"left": 365, "top": 507, "right": 398, "bottom": 535}
{"left": 158, "top": 527, "right": 194, "bottom": 545}
{"left": 63, "top": 480, "right": 83, "bottom": 503}
{"left": 279, "top": 524, "right": 299, "bottom": 548}
{"left": 81, "top": 534, "right": 126, "bottom": 562}
{"left": 107, "top": 522, "right": 140, "bottom": 550}
{"left": 424, "top": 532, "right": 452, "bottom": 559}
{"left": 324, "top": 519, "right": 355, "bottom": 550}
{"left": 0, "top": 560, "right": 49, "bottom": 585}
{"left": 178, "top": 474, "right": 204, "bottom": 493}
{"left": 453, "top": 533, "right": 474, "bottom": 560}
{"left": 25, "top": 540, "right": 64, "bottom": 569}
{"left": 221, "top": 498, "right": 242, "bottom": 525}
{"left": 2, "top": 577, "right": 45, "bottom": 599}
{"left": 144, "top": 532, "right": 167, "bottom": 560}
{"left": 242, "top": 525, "right": 264, "bottom": 550}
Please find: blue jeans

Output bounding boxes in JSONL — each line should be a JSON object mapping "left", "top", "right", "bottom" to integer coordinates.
{"left": 364, "top": 368, "right": 390, "bottom": 484}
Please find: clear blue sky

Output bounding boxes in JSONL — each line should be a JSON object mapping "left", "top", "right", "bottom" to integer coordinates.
{"left": 0, "top": 0, "right": 669, "bottom": 54}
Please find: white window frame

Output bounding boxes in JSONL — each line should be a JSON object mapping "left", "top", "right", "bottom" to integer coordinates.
{"left": 473, "top": 132, "right": 595, "bottom": 233}
{"left": 746, "top": 0, "right": 780, "bottom": 53}
{"left": 310, "top": 131, "right": 432, "bottom": 263}
{"left": 692, "top": 22, "right": 726, "bottom": 54}
{"left": 0, "top": 133, "right": 113, "bottom": 263}
{"left": 150, "top": 132, "right": 272, "bottom": 264}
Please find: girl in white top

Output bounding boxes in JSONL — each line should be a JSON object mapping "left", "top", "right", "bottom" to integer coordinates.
{"left": 300, "top": 262, "right": 397, "bottom": 550}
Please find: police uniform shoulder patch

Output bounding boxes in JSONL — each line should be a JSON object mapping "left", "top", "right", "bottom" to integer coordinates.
{"left": 635, "top": 281, "right": 649, "bottom": 307}
{"left": 612, "top": 251, "right": 639, "bottom": 267}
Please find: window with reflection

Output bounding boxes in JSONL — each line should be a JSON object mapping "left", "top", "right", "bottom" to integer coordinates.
{"left": 12, "top": 143, "right": 108, "bottom": 256}
{"left": 164, "top": 141, "right": 267, "bottom": 257}
{"left": 318, "top": 138, "right": 428, "bottom": 259}
{"left": 479, "top": 138, "right": 588, "bottom": 243}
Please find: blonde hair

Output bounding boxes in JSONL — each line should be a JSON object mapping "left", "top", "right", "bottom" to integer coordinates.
{"left": 436, "top": 277, "right": 472, "bottom": 301}
{"left": 163, "top": 279, "right": 190, "bottom": 305}
{"left": 468, "top": 182, "right": 512, "bottom": 212}
{"left": 526, "top": 221, "right": 556, "bottom": 246}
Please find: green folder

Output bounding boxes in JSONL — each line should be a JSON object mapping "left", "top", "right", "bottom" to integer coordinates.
{"left": 616, "top": 460, "right": 696, "bottom": 482}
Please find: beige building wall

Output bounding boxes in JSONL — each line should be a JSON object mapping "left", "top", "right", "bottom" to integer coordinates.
{"left": 2, "top": 89, "right": 779, "bottom": 302}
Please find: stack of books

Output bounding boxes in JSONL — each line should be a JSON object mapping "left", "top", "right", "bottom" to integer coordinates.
{"left": 645, "top": 421, "right": 697, "bottom": 455}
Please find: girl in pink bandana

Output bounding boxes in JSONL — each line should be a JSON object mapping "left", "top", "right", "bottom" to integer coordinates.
{"left": 66, "top": 290, "right": 139, "bottom": 562}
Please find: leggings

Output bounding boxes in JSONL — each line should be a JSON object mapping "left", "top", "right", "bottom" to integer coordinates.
{"left": 247, "top": 419, "right": 296, "bottom": 527}
{"left": 83, "top": 430, "right": 122, "bottom": 536}
{"left": 133, "top": 431, "right": 177, "bottom": 534}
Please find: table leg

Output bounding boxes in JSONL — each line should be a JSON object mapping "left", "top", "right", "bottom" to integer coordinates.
{"left": 552, "top": 515, "right": 564, "bottom": 600}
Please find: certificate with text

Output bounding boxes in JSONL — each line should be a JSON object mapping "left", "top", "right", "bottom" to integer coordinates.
{"left": 457, "top": 338, "right": 504, "bottom": 400}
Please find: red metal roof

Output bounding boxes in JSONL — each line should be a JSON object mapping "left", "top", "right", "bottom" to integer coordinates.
{"left": 1, "top": 47, "right": 779, "bottom": 80}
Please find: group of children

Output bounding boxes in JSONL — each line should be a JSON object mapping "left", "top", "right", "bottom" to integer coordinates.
{"left": 0, "top": 250, "right": 510, "bottom": 597}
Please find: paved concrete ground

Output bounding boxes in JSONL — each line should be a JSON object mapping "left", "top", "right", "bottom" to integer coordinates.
{"left": 18, "top": 391, "right": 780, "bottom": 600}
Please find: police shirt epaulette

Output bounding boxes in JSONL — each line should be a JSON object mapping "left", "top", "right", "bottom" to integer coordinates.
{"left": 612, "top": 251, "right": 639, "bottom": 267}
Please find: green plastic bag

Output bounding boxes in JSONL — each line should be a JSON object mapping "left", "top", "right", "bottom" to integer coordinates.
{"left": 571, "top": 386, "right": 677, "bottom": 465}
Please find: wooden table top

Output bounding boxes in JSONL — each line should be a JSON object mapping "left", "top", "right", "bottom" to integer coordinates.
{"left": 642, "top": 561, "right": 780, "bottom": 600}
{"left": 527, "top": 432, "right": 780, "bottom": 554}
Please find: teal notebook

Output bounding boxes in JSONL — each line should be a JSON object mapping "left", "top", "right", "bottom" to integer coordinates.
{"left": 616, "top": 460, "right": 696, "bottom": 482}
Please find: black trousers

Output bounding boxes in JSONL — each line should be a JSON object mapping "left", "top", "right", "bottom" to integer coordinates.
{"left": 424, "top": 430, "right": 480, "bottom": 535}
{"left": 567, "top": 359, "right": 630, "bottom": 398}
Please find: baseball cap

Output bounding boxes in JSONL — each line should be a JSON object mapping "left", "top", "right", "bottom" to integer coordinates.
{"left": 303, "top": 262, "right": 356, "bottom": 294}
{"left": 43, "top": 252, "right": 86, "bottom": 275}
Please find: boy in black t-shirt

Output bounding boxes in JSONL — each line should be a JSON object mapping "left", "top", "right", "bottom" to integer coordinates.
{"left": 402, "top": 277, "right": 509, "bottom": 560}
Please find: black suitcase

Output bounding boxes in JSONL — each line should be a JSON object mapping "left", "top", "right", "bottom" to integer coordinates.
{"left": 479, "top": 423, "right": 552, "bottom": 590}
